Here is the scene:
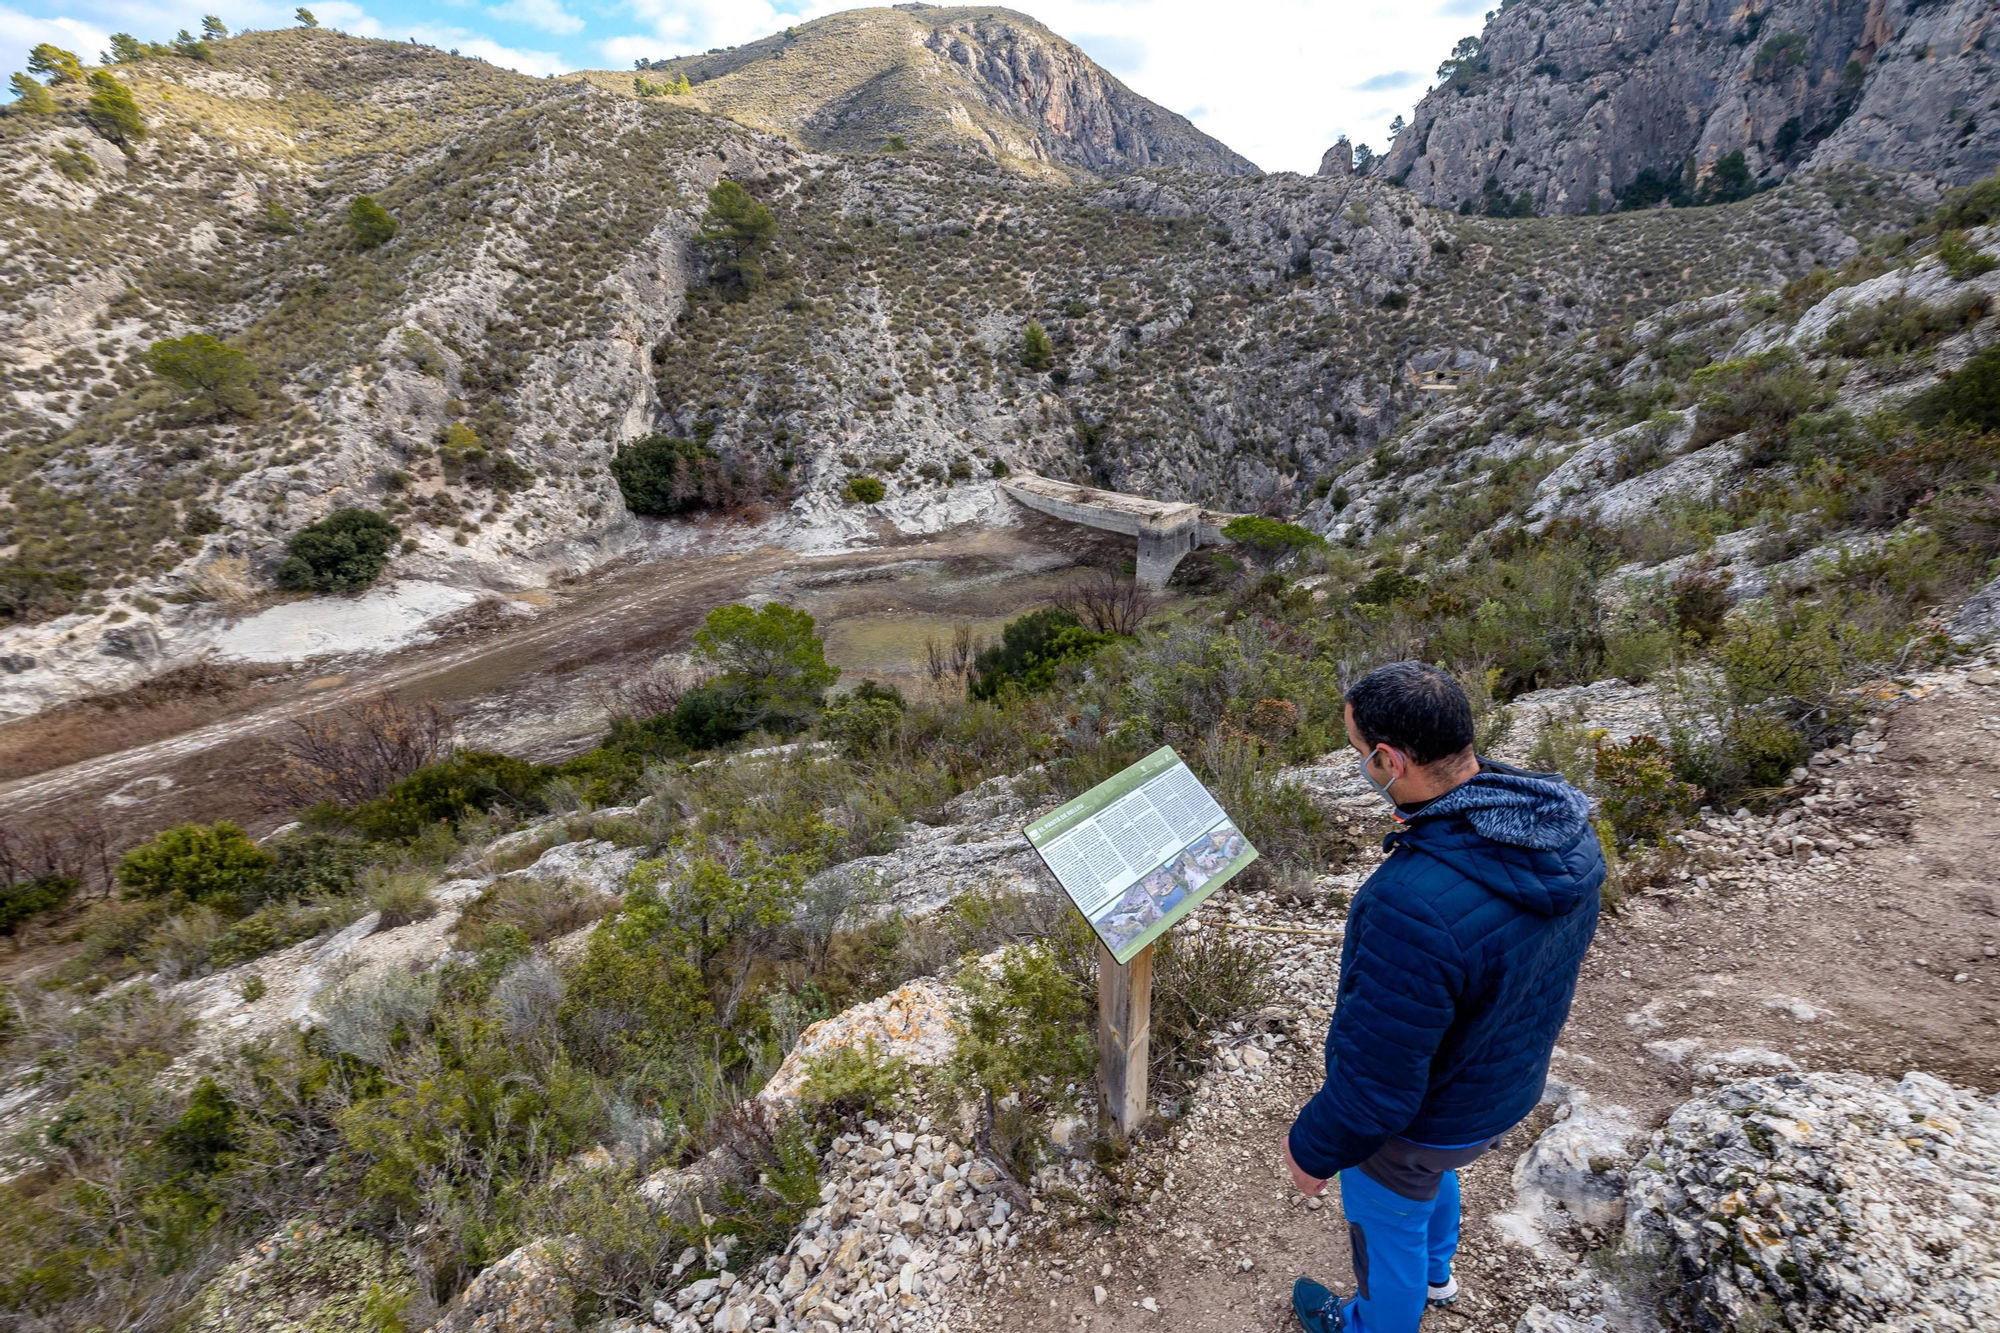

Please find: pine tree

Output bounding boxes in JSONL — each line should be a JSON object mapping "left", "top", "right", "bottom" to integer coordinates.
{"left": 143, "top": 333, "right": 257, "bottom": 417}
{"left": 348, "top": 195, "right": 398, "bottom": 248}
{"left": 7, "top": 73, "right": 55, "bottom": 115}
{"left": 697, "top": 180, "right": 776, "bottom": 293}
{"left": 27, "top": 44, "right": 84, "bottom": 85}
{"left": 105, "top": 34, "right": 148, "bottom": 64}
{"left": 1020, "top": 322, "right": 1054, "bottom": 372}
{"left": 202, "top": 15, "right": 228, "bottom": 40}
{"left": 296, "top": 8, "right": 319, "bottom": 27}
{"left": 85, "top": 71, "right": 146, "bottom": 145}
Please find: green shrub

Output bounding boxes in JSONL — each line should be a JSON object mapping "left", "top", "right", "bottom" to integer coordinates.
{"left": 820, "top": 682, "right": 904, "bottom": 753}
{"left": 1910, "top": 344, "right": 2000, "bottom": 432}
{"left": 118, "top": 822, "right": 273, "bottom": 913}
{"left": 1689, "top": 347, "right": 1831, "bottom": 455}
{"left": 797, "top": 1038, "right": 910, "bottom": 1127}
{"left": 969, "top": 607, "right": 1111, "bottom": 700}
{"left": 1935, "top": 168, "right": 2000, "bottom": 231}
{"left": 611, "top": 435, "right": 745, "bottom": 515}
{"left": 950, "top": 935, "right": 1095, "bottom": 1172}
{"left": 1222, "top": 515, "right": 1324, "bottom": 565}
{"left": 347, "top": 751, "right": 543, "bottom": 841}
{"left": 348, "top": 195, "right": 397, "bottom": 249}
{"left": 1937, "top": 231, "right": 1998, "bottom": 281}
{"left": 1718, "top": 712, "right": 1807, "bottom": 791}
{"left": 276, "top": 508, "right": 400, "bottom": 593}
{"left": 143, "top": 333, "right": 257, "bottom": 418}
{"left": 842, "top": 475, "right": 885, "bottom": 503}
{"left": 0, "top": 874, "right": 77, "bottom": 939}
{"left": 1149, "top": 924, "right": 1270, "bottom": 1096}
{"left": 1592, "top": 735, "right": 1702, "bottom": 846}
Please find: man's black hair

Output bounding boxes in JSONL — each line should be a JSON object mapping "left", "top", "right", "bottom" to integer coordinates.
{"left": 1346, "top": 662, "right": 1475, "bottom": 766}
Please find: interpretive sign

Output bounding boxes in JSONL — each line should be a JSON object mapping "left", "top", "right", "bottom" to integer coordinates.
{"left": 1025, "top": 745, "right": 1259, "bottom": 965}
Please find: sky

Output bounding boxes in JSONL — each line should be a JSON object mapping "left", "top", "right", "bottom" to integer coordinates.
{"left": 1, "top": 0, "right": 1496, "bottom": 174}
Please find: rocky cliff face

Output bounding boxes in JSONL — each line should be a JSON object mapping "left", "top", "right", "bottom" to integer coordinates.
{"left": 634, "top": 5, "right": 1256, "bottom": 180}
{"left": 1382, "top": 0, "right": 1998, "bottom": 215}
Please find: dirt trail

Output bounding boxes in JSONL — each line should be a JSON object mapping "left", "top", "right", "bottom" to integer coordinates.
{"left": 0, "top": 523, "right": 1093, "bottom": 842}
{"left": 957, "top": 672, "right": 2000, "bottom": 1333}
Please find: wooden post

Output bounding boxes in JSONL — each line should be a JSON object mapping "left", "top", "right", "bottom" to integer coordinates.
{"left": 1097, "top": 940, "right": 1153, "bottom": 1136}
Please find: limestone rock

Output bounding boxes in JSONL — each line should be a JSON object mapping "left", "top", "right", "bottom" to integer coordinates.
{"left": 1624, "top": 1070, "right": 2000, "bottom": 1332}
{"left": 759, "top": 978, "right": 964, "bottom": 1106}
{"left": 1316, "top": 139, "right": 1353, "bottom": 178}
{"left": 1385, "top": 0, "right": 1997, "bottom": 216}
{"left": 426, "top": 1239, "right": 575, "bottom": 1333}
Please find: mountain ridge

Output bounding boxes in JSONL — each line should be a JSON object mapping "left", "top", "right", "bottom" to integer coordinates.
{"left": 574, "top": 5, "right": 1256, "bottom": 181}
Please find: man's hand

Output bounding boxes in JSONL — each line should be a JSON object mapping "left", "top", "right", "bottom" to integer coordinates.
{"left": 1283, "top": 1138, "right": 1328, "bottom": 1196}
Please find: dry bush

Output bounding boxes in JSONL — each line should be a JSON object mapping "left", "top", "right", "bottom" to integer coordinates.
{"left": 922, "top": 622, "right": 984, "bottom": 693}
{"left": 264, "top": 693, "right": 456, "bottom": 812}
{"left": 1052, "top": 567, "right": 1158, "bottom": 636}
{"left": 455, "top": 875, "right": 618, "bottom": 950}
{"left": 0, "top": 814, "right": 118, "bottom": 896}
{"left": 596, "top": 659, "right": 707, "bottom": 722}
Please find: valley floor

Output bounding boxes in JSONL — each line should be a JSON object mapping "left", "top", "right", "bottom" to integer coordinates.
{"left": 956, "top": 662, "right": 2000, "bottom": 1332}
{"left": 0, "top": 517, "right": 1107, "bottom": 854}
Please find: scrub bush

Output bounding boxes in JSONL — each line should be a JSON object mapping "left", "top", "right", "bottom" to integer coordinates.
{"left": 276, "top": 509, "right": 400, "bottom": 594}
{"left": 117, "top": 823, "right": 273, "bottom": 913}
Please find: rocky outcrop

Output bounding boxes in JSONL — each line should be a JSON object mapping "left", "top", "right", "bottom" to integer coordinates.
{"left": 1383, "top": 0, "right": 1998, "bottom": 215}
{"left": 1316, "top": 139, "right": 1354, "bottom": 178}
{"left": 1624, "top": 1070, "right": 2000, "bottom": 1332}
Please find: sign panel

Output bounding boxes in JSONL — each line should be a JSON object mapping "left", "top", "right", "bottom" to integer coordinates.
{"left": 1024, "top": 746, "right": 1258, "bottom": 964}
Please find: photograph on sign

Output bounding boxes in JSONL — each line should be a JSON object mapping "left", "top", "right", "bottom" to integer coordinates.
{"left": 1023, "top": 746, "right": 1259, "bottom": 963}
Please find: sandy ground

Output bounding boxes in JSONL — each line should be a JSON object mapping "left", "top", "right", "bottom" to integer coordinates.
{"left": 957, "top": 674, "right": 2000, "bottom": 1333}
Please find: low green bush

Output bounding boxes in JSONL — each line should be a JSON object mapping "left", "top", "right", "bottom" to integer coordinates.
{"left": 969, "top": 608, "right": 1111, "bottom": 700}
{"left": 276, "top": 509, "right": 400, "bottom": 594}
{"left": 1910, "top": 344, "right": 2000, "bottom": 432}
{"left": 612, "top": 435, "right": 747, "bottom": 516}
{"left": 842, "top": 475, "right": 885, "bottom": 504}
{"left": 117, "top": 823, "right": 273, "bottom": 914}
{"left": 1592, "top": 735, "right": 1702, "bottom": 846}
{"left": 348, "top": 195, "right": 397, "bottom": 249}
{"left": 347, "top": 751, "right": 545, "bottom": 842}
{"left": 0, "top": 875, "right": 77, "bottom": 939}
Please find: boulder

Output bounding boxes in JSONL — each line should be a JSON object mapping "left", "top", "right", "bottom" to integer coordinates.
{"left": 1624, "top": 1070, "right": 2000, "bottom": 1332}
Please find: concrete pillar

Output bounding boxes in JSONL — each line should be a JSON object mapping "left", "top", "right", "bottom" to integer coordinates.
{"left": 1135, "top": 508, "right": 1199, "bottom": 590}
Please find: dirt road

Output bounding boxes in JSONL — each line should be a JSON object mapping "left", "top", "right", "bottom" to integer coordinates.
{"left": 0, "top": 521, "right": 1101, "bottom": 843}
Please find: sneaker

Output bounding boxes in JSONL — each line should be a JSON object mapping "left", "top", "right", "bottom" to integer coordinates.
{"left": 1427, "top": 1276, "right": 1460, "bottom": 1307}
{"left": 1292, "top": 1276, "right": 1342, "bottom": 1332}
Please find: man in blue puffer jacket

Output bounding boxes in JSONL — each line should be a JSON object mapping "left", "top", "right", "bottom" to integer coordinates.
{"left": 1285, "top": 662, "right": 1602, "bottom": 1333}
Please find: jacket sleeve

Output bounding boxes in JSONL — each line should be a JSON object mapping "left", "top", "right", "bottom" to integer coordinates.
{"left": 1287, "top": 884, "right": 1464, "bottom": 1179}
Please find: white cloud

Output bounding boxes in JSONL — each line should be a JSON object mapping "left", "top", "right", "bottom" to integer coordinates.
{"left": 486, "top": 0, "right": 583, "bottom": 38}
{"left": 1, "top": 7, "right": 114, "bottom": 73}
{"left": 1003, "top": 0, "right": 1476, "bottom": 173}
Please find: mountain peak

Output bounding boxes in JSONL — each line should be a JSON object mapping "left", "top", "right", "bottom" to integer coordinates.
{"left": 597, "top": 5, "right": 1257, "bottom": 180}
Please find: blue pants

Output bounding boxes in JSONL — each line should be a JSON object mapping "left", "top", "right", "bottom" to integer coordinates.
{"left": 1336, "top": 1164, "right": 1460, "bottom": 1333}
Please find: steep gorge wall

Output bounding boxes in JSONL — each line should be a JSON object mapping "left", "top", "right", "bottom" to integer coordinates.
{"left": 1383, "top": 0, "right": 1997, "bottom": 215}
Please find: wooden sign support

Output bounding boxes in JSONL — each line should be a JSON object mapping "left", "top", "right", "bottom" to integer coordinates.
{"left": 1097, "top": 940, "right": 1153, "bottom": 1136}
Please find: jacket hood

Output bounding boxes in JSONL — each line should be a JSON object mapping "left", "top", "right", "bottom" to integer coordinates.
{"left": 1396, "top": 759, "right": 1601, "bottom": 916}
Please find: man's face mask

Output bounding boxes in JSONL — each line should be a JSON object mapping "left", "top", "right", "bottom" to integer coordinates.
{"left": 1356, "top": 744, "right": 1403, "bottom": 808}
